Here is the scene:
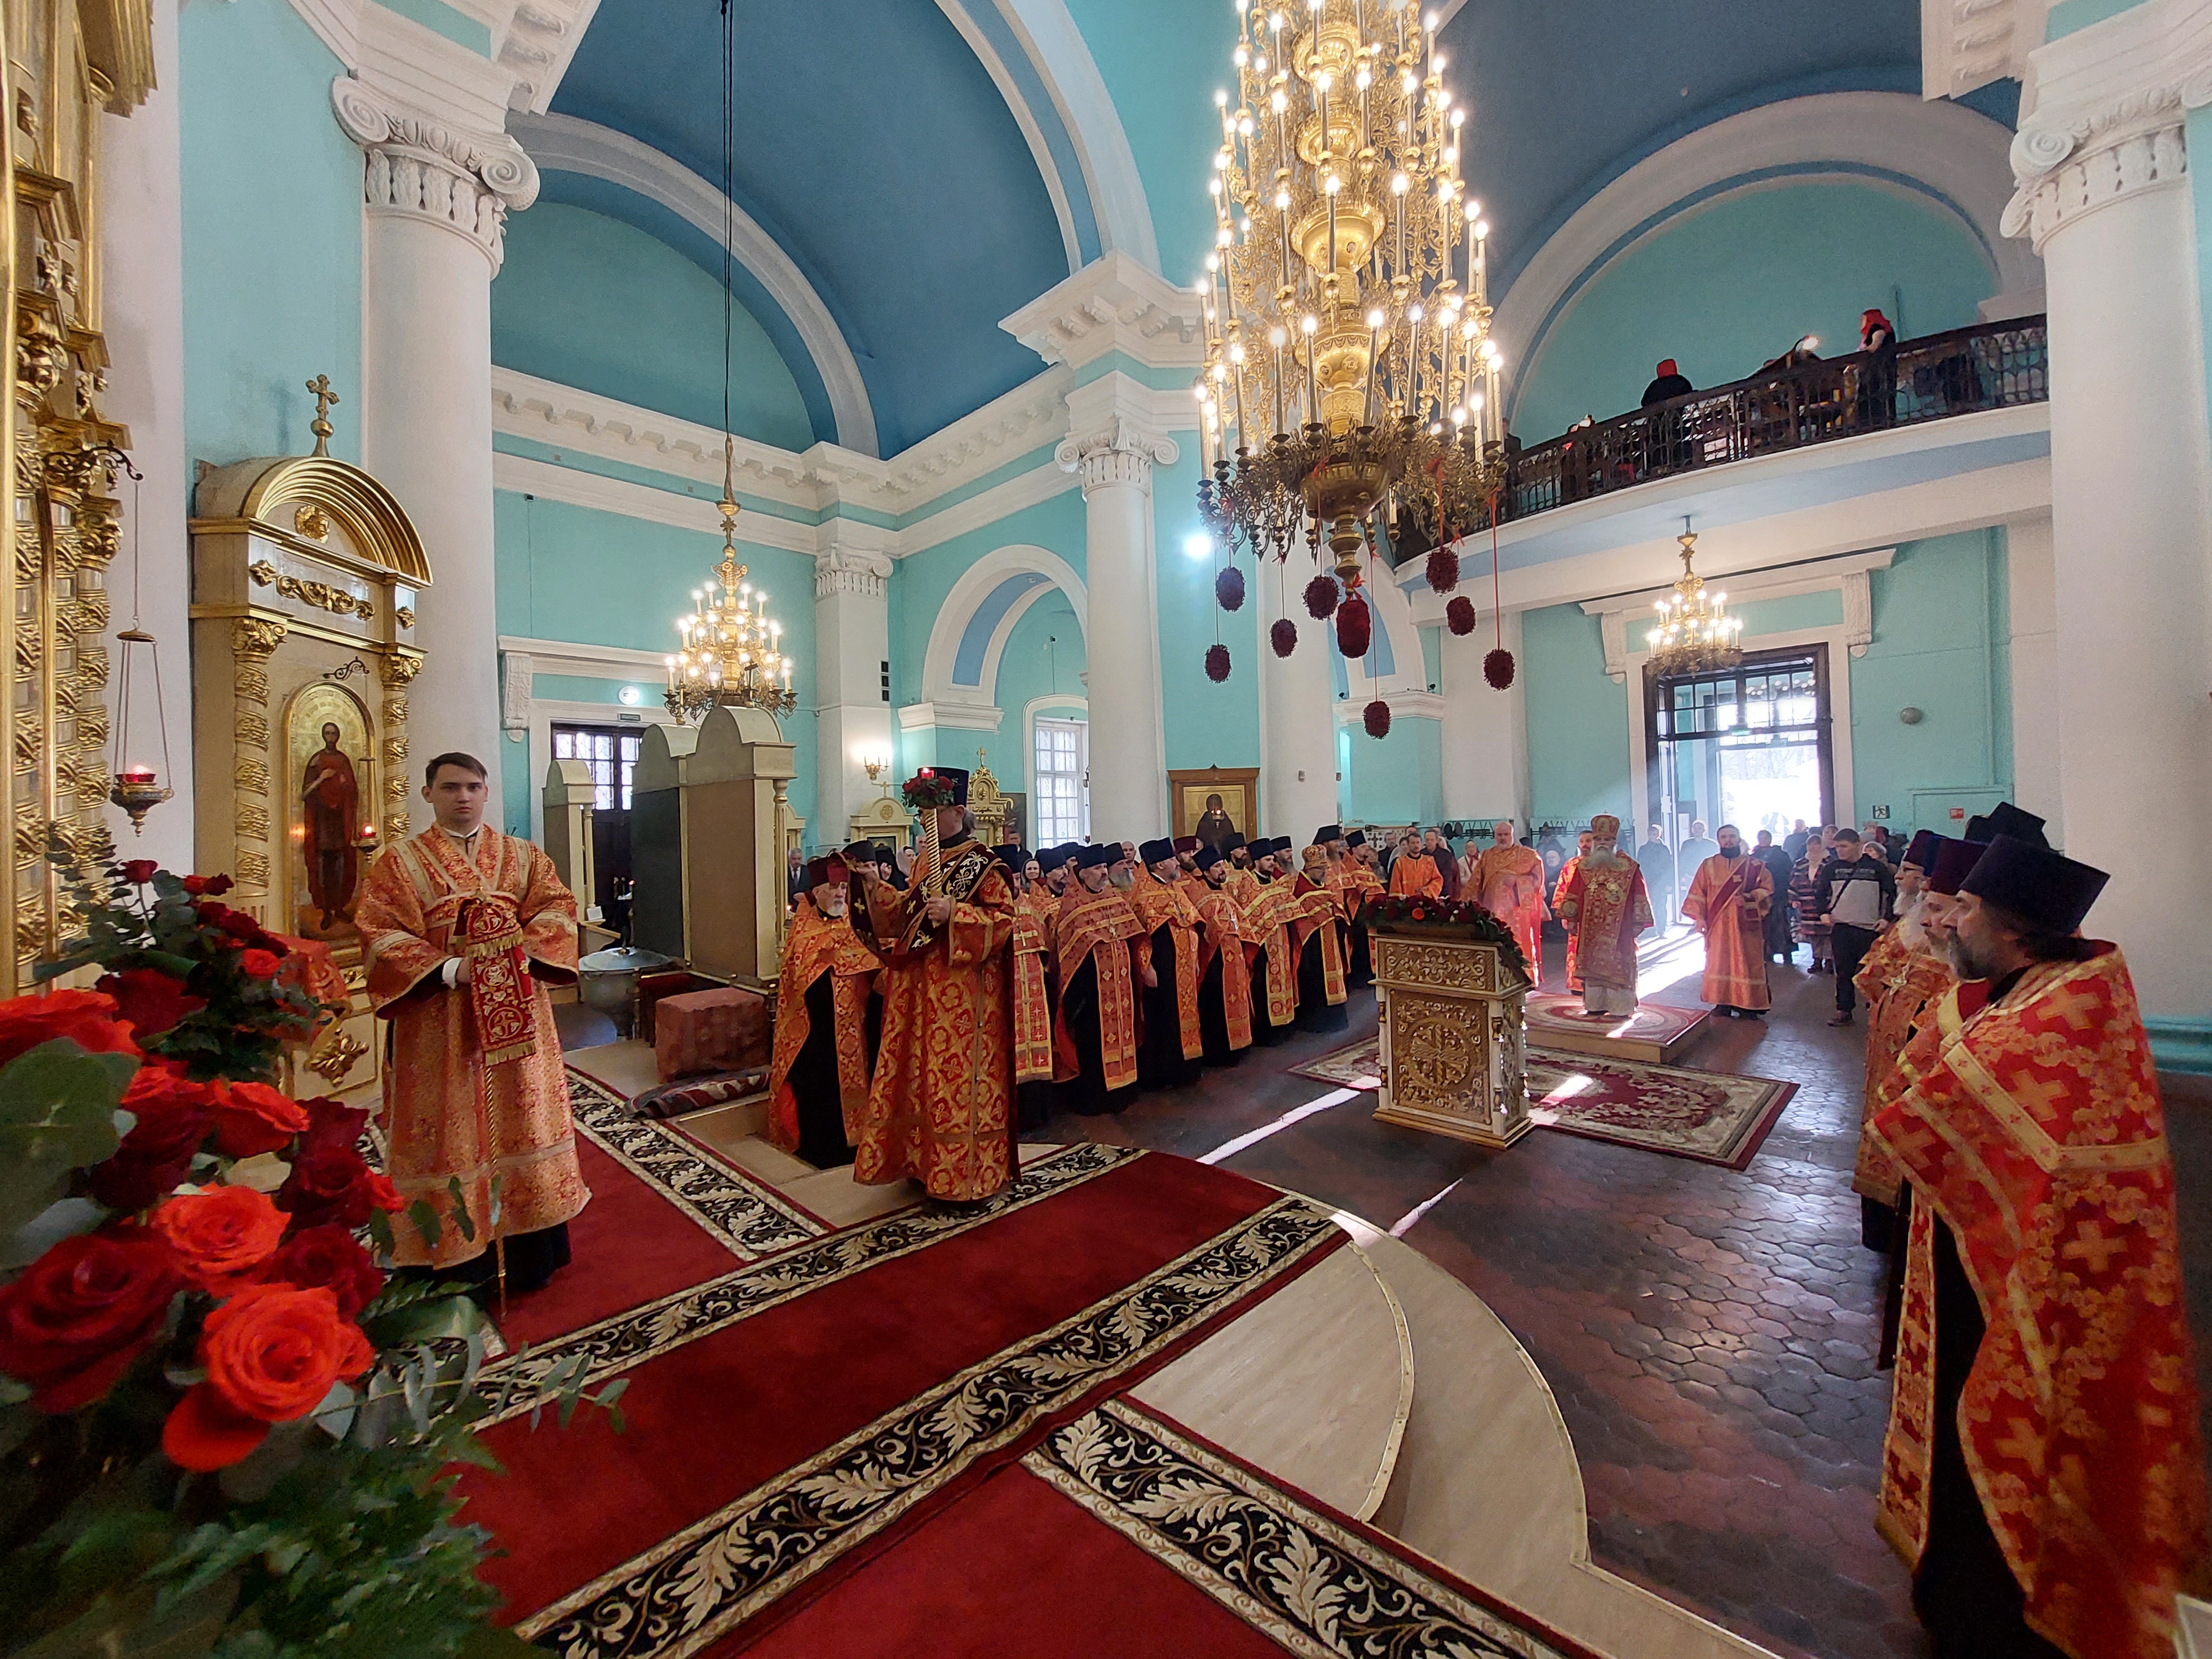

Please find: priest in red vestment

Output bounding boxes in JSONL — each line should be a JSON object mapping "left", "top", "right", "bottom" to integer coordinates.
{"left": 766, "top": 855, "right": 881, "bottom": 1168}
{"left": 1130, "top": 839, "right": 1204, "bottom": 1088}
{"left": 1554, "top": 829, "right": 1594, "bottom": 991}
{"left": 1678, "top": 823, "right": 1775, "bottom": 1018}
{"left": 355, "top": 752, "right": 586, "bottom": 1291}
{"left": 1553, "top": 816, "right": 1650, "bottom": 1016}
{"left": 1004, "top": 847, "right": 1058, "bottom": 1132}
{"left": 1236, "top": 842, "right": 1299, "bottom": 1044}
{"left": 1290, "top": 844, "right": 1349, "bottom": 1032}
{"left": 854, "top": 768, "right": 1018, "bottom": 1203}
{"left": 1190, "top": 846, "right": 1254, "bottom": 1064}
{"left": 1472, "top": 821, "right": 1547, "bottom": 976}
{"left": 1052, "top": 842, "right": 1149, "bottom": 1114}
{"left": 1870, "top": 837, "right": 2205, "bottom": 1659}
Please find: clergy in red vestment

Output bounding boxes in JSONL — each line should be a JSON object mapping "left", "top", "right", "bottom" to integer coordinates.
{"left": 1190, "top": 846, "right": 1254, "bottom": 1064}
{"left": 766, "top": 855, "right": 881, "bottom": 1168}
{"left": 1237, "top": 842, "right": 1299, "bottom": 1044}
{"left": 1291, "top": 844, "right": 1349, "bottom": 1032}
{"left": 1472, "top": 821, "right": 1547, "bottom": 976}
{"left": 1870, "top": 837, "right": 2205, "bottom": 1659}
{"left": 1387, "top": 830, "right": 1443, "bottom": 897}
{"left": 1552, "top": 816, "right": 1650, "bottom": 1016}
{"left": 854, "top": 768, "right": 1019, "bottom": 1202}
{"left": 355, "top": 753, "right": 586, "bottom": 1290}
{"left": 1678, "top": 824, "right": 1775, "bottom": 1018}
{"left": 1053, "top": 842, "right": 1150, "bottom": 1114}
{"left": 1002, "top": 847, "right": 1058, "bottom": 1133}
{"left": 1130, "top": 840, "right": 1204, "bottom": 1088}
{"left": 1553, "top": 830, "right": 1594, "bottom": 991}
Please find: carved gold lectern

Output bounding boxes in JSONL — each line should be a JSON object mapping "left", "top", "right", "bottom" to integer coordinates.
{"left": 189, "top": 430, "right": 430, "bottom": 1097}
{"left": 1369, "top": 925, "right": 1532, "bottom": 1148}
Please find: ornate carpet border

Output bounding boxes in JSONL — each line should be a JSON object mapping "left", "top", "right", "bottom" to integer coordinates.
{"left": 1029, "top": 1399, "right": 1590, "bottom": 1659}
{"left": 471, "top": 1140, "right": 1142, "bottom": 1425}
{"left": 564, "top": 1068, "right": 826, "bottom": 1260}
{"left": 515, "top": 1194, "right": 1347, "bottom": 1657}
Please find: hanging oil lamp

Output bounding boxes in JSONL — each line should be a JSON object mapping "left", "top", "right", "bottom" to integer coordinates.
{"left": 108, "top": 461, "right": 174, "bottom": 834}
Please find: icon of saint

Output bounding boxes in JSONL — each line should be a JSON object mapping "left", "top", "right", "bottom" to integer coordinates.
{"left": 302, "top": 722, "right": 361, "bottom": 931}
{"left": 1196, "top": 791, "right": 1237, "bottom": 852}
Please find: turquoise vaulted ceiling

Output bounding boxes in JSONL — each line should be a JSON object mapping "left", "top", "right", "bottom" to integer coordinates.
{"left": 552, "top": 0, "right": 1073, "bottom": 458}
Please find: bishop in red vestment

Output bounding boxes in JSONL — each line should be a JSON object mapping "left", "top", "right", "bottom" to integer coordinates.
{"left": 1553, "top": 817, "right": 1650, "bottom": 1016}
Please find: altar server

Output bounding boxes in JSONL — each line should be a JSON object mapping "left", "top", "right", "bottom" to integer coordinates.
{"left": 1678, "top": 824, "right": 1775, "bottom": 1018}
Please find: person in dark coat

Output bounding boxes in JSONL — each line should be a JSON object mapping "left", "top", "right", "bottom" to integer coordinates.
{"left": 1754, "top": 829, "right": 1796, "bottom": 963}
{"left": 1640, "top": 358, "right": 1692, "bottom": 406}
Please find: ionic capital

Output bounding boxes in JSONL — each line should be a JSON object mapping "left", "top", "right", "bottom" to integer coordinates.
{"left": 1056, "top": 416, "right": 1179, "bottom": 499}
{"left": 331, "top": 76, "right": 540, "bottom": 270}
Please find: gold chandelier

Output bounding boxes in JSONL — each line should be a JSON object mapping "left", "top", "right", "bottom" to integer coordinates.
{"left": 662, "top": 440, "right": 797, "bottom": 723}
{"left": 1645, "top": 523, "right": 1743, "bottom": 678}
{"left": 1194, "top": 1, "right": 1504, "bottom": 581}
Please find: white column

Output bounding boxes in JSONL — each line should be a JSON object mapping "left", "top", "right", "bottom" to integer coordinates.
{"left": 98, "top": 0, "right": 190, "bottom": 868}
{"left": 813, "top": 533, "right": 894, "bottom": 846}
{"left": 1440, "top": 609, "right": 1530, "bottom": 826}
{"left": 2005, "top": 24, "right": 2212, "bottom": 1019}
{"left": 1259, "top": 603, "right": 1338, "bottom": 841}
{"left": 2002, "top": 513, "right": 2063, "bottom": 847}
{"left": 333, "top": 79, "right": 536, "bottom": 827}
{"left": 1058, "top": 378, "right": 1173, "bottom": 842}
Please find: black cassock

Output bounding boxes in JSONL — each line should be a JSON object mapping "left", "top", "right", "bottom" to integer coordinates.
{"left": 1295, "top": 920, "right": 1349, "bottom": 1034}
{"left": 1056, "top": 956, "right": 1124, "bottom": 1117}
{"left": 786, "top": 971, "right": 880, "bottom": 1168}
{"left": 1248, "top": 936, "right": 1296, "bottom": 1046}
{"left": 1136, "top": 921, "right": 1200, "bottom": 1089}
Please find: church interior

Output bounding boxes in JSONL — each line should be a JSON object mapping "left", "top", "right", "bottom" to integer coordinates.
{"left": 2, "top": 1, "right": 2210, "bottom": 1657}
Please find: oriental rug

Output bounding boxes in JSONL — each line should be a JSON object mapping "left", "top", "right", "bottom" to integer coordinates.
{"left": 1292, "top": 1035, "right": 1796, "bottom": 1170}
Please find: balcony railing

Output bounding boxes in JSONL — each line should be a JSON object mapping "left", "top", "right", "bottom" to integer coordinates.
{"left": 1459, "top": 316, "right": 2047, "bottom": 533}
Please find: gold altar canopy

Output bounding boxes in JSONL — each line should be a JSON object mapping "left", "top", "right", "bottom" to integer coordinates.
{"left": 187, "top": 430, "right": 430, "bottom": 1095}
{"left": 1, "top": 0, "right": 157, "bottom": 995}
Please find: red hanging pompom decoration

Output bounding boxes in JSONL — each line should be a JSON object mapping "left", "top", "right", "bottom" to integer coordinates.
{"left": 1214, "top": 565, "right": 1245, "bottom": 612}
{"left": 1484, "top": 648, "right": 1517, "bottom": 690}
{"left": 1425, "top": 545, "right": 1460, "bottom": 594}
{"left": 1446, "top": 595, "right": 1478, "bottom": 636}
{"left": 1204, "top": 643, "right": 1232, "bottom": 682}
{"left": 1363, "top": 698, "right": 1392, "bottom": 739}
{"left": 1335, "top": 596, "right": 1371, "bottom": 660}
{"left": 1270, "top": 618, "right": 1298, "bottom": 658}
{"left": 1303, "top": 574, "right": 1340, "bottom": 619}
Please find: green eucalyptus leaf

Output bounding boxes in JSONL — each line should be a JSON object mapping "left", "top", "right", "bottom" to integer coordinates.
{"left": 0, "top": 1042, "right": 137, "bottom": 1234}
{"left": 406, "top": 1199, "right": 442, "bottom": 1251}
{"left": 361, "top": 1293, "right": 486, "bottom": 1348}
{"left": 446, "top": 1177, "right": 476, "bottom": 1245}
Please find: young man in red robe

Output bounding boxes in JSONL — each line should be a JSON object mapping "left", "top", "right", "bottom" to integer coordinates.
{"left": 1130, "top": 839, "right": 1204, "bottom": 1089}
{"left": 766, "top": 855, "right": 881, "bottom": 1167}
{"left": 1190, "top": 845, "right": 1253, "bottom": 1065}
{"left": 355, "top": 752, "right": 586, "bottom": 1292}
{"left": 1678, "top": 823, "right": 1773, "bottom": 1018}
{"left": 1870, "top": 837, "right": 2205, "bottom": 1659}
{"left": 853, "top": 768, "right": 1018, "bottom": 1203}
{"left": 1052, "top": 842, "right": 1150, "bottom": 1114}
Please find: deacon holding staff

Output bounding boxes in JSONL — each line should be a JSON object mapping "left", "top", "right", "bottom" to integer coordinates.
{"left": 356, "top": 752, "right": 588, "bottom": 1292}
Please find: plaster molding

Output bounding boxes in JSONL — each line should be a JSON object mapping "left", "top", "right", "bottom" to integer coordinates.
{"left": 1923, "top": 0, "right": 2052, "bottom": 101}
{"left": 814, "top": 538, "right": 893, "bottom": 601}
{"left": 1002, "top": 249, "right": 1205, "bottom": 371}
{"left": 894, "top": 458, "right": 1078, "bottom": 557}
{"left": 491, "top": 450, "right": 819, "bottom": 555}
{"left": 498, "top": 633, "right": 672, "bottom": 681}
{"left": 509, "top": 112, "right": 881, "bottom": 457}
{"left": 994, "top": 0, "right": 1160, "bottom": 271}
{"left": 501, "top": 650, "right": 533, "bottom": 734}
{"left": 497, "top": 0, "right": 602, "bottom": 114}
{"left": 290, "top": 0, "right": 518, "bottom": 133}
{"left": 898, "top": 700, "right": 1006, "bottom": 733}
{"left": 1578, "top": 547, "right": 1899, "bottom": 681}
{"left": 1841, "top": 568, "right": 1875, "bottom": 658}
{"left": 1335, "top": 690, "right": 1447, "bottom": 724}
{"left": 1490, "top": 92, "right": 2039, "bottom": 424}
{"left": 1598, "top": 611, "right": 1630, "bottom": 685}
{"left": 1058, "top": 370, "right": 1180, "bottom": 497}
{"left": 332, "top": 75, "right": 539, "bottom": 269}
{"left": 2001, "top": 0, "right": 2212, "bottom": 251}
{"left": 936, "top": 1, "right": 1081, "bottom": 273}
{"left": 922, "top": 542, "right": 1089, "bottom": 705}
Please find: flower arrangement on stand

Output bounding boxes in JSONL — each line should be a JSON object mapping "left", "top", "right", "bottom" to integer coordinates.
{"left": 0, "top": 849, "right": 619, "bottom": 1658}
{"left": 1363, "top": 891, "right": 1530, "bottom": 981}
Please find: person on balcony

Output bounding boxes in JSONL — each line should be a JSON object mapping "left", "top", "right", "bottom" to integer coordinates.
{"left": 1860, "top": 309, "right": 1896, "bottom": 352}
{"left": 1640, "top": 358, "right": 1692, "bottom": 406}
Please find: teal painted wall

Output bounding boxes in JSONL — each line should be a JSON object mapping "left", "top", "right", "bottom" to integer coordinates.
{"left": 1848, "top": 530, "right": 2011, "bottom": 830}
{"left": 1155, "top": 448, "right": 1261, "bottom": 774}
{"left": 1062, "top": 0, "right": 1238, "bottom": 284}
{"left": 493, "top": 490, "right": 820, "bottom": 837}
{"left": 493, "top": 204, "right": 814, "bottom": 452}
{"left": 180, "top": 0, "right": 361, "bottom": 467}
{"left": 380, "top": 0, "right": 491, "bottom": 54}
{"left": 1524, "top": 605, "right": 1631, "bottom": 828}
{"left": 2044, "top": 0, "right": 2150, "bottom": 38}
{"left": 987, "top": 591, "right": 1087, "bottom": 794}
{"left": 1343, "top": 716, "right": 1443, "bottom": 826}
{"left": 1513, "top": 182, "right": 1999, "bottom": 445}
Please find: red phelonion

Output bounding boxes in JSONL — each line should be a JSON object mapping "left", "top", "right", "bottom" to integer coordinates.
{"left": 1302, "top": 574, "right": 1340, "bottom": 619}
{"left": 1214, "top": 565, "right": 1245, "bottom": 612}
{"left": 1335, "top": 596, "right": 1371, "bottom": 660}
{"left": 1446, "top": 596, "right": 1478, "bottom": 636}
{"left": 1484, "top": 648, "right": 1517, "bottom": 690}
{"left": 1363, "top": 699, "right": 1392, "bottom": 739}
{"left": 1425, "top": 545, "right": 1460, "bottom": 594}
{"left": 1204, "top": 643, "right": 1232, "bottom": 682}
{"left": 1270, "top": 618, "right": 1298, "bottom": 658}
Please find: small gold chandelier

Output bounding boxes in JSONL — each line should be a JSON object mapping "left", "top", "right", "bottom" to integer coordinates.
{"left": 1646, "top": 521, "right": 1743, "bottom": 678}
{"left": 1194, "top": 1, "right": 1504, "bottom": 581}
{"left": 662, "top": 439, "right": 797, "bottom": 724}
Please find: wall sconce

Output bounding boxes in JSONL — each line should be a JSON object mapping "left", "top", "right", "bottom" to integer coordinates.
{"left": 859, "top": 746, "right": 894, "bottom": 795}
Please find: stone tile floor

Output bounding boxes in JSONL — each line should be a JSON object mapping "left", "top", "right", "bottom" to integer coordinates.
{"left": 1051, "top": 935, "right": 2212, "bottom": 1659}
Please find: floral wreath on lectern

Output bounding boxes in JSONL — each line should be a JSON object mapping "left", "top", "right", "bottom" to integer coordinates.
{"left": 1364, "top": 894, "right": 1530, "bottom": 980}
{"left": 901, "top": 769, "right": 959, "bottom": 812}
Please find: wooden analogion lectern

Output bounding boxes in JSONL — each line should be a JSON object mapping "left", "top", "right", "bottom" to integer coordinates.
{"left": 1369, "top": 921, "right": 1533, "bottom": 1148}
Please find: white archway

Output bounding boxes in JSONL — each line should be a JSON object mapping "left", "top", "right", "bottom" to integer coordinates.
{"left": 510, "top": 113, "right": 883, "bottom": 458}
{"left": 998, "top": 0, "right": 1162, "bottom": 272}
{"left": 922, "top": 543, "right": 1089, "bottom": 708}
{"left": 1491, "top": 91, "right": 2040, "bottom": 426}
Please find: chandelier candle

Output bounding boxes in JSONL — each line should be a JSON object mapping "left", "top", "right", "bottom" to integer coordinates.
{"left": 1196, "top": 1, "right": 1504, "bottom": 582}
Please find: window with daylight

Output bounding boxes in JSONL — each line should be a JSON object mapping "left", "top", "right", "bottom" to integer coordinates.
{"left": 1034, "top": 717, "right": 1088, "bottom": 844}
{"left": 552, "top": 725, "right": 643, "bottom": 812}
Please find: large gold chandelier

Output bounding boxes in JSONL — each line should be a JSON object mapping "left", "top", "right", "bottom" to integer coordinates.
{"left": 1645, "top": 524, "right": 1743, "bottom": 678}
{"left": 662, "top": 441, "right": 797, "bottom": 723}
{"left": 1195, "top": 1, "right": 1503, "bottom": 582}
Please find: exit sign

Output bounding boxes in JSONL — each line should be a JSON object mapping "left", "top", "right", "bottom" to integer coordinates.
{"left": 1869, "top": 805, "right": 1890, "bottom": 820}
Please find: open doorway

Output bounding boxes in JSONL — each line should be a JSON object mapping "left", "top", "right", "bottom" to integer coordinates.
{"left": 1645, "top": 645, "right": 1834, "bottom": 852}
{"left": 552, "top": 723, "right": 644, "bottom": 927}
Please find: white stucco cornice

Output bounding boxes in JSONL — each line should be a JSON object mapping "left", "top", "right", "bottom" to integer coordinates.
{"left": 1001, "top": 250, "right": 1205, "bottom": 372}
{"left": 995, "top": 0, "right": 1160, "bottom": 272}
{"left": 509, "top": 112, "right": 882, "bottom": 459}
{"left": 497, "top": 633, "right": 669, "bottom": 681}
{"left": 494, "top": 0, "right": 602, "bottom": 113}
{"left": 1922, "top": 0, "right": 2053, "bottom": 101}
{"left": 289, "top": 0, "right": 520, "bottom": 131}
{"left": 1491, "top": 91, "right": 2041, "bottom": 425}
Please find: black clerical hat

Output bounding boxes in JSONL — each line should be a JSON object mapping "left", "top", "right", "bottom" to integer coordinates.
{"left": 1078, "top": 842, "right": 1119, "bottom": 870}
{"left": 1225, "top": 832, "right": 1248, "bottom": 852}
{"left": 1926, "top": 837, "right": 1989, "bottom": 896}
{"left": 1313, "top": 823, "right": 1342, "bottom": 844}
{"left": 1961, "top": 836, "right": 2108, "bottom": 934}
{"left": 1902, "top": 830, "right": 1940, "bottom": 872}
{"left": 993, "top": 846, "right": 1026, "bottom": 874}
{"left": 1194, "top": 845, "right": 1224, "bottom": 871}
{"left": 842, "top": 839, "right": 877, "bottom": 865}
{"left": 1984, "top": 801, "right": 2048, "bottom": 848}
{"left": 1345, "top": 830, "right": 1366, "bottom": 848}
{"left": 1139, "top": 838, "right": 1175, "bottom": 865}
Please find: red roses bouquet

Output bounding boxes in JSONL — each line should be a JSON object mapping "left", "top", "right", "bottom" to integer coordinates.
{"left": 0, "top": 873, "right": 616, "bottom": 1655}
{"left": 1365, "top": 891, "right": 1531, "bottom": 979}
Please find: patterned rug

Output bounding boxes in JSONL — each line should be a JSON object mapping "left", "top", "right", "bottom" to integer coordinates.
{"left": 1290, "top": 1035, "right": 1796, "bottom": 1170}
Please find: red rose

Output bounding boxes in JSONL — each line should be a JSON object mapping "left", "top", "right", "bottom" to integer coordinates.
{"left": 0, "top": 989, "right": 140, "bottom": 1070}
{"left": 150, "top": 1186, "right": 289, "bottom": 1291}
{"left": 118, "top": 859, "right": 159, "bottom": 885}
{"left": 259, "top": 1225, "right": 383, "bottom": 1318}
{"left": 180, "top": 874, "right": 234, "bottom": 898}
{"left": 161, "top": 1285, "right": 374, "bottom": 1472}
{"left": 299, "top": 1095, "right": 369, "bottom": 1157}
{"left": 0, "top": 1229, "right": 182, "bottom": 1411}
{"left": 207, "top": 1081, "right": 310, "bottom": 1159}
{"left": 277, "top": 1142, "right": 402, "bottom": 1232}
{"left": 95, "top": 968, "right": 205, "bottom": 1042}
{"left": 237, "top": 950, "right": 281, "bottom": 980}
{"left": 88, "top": 1068, "right": 216, "bottom": 1212}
